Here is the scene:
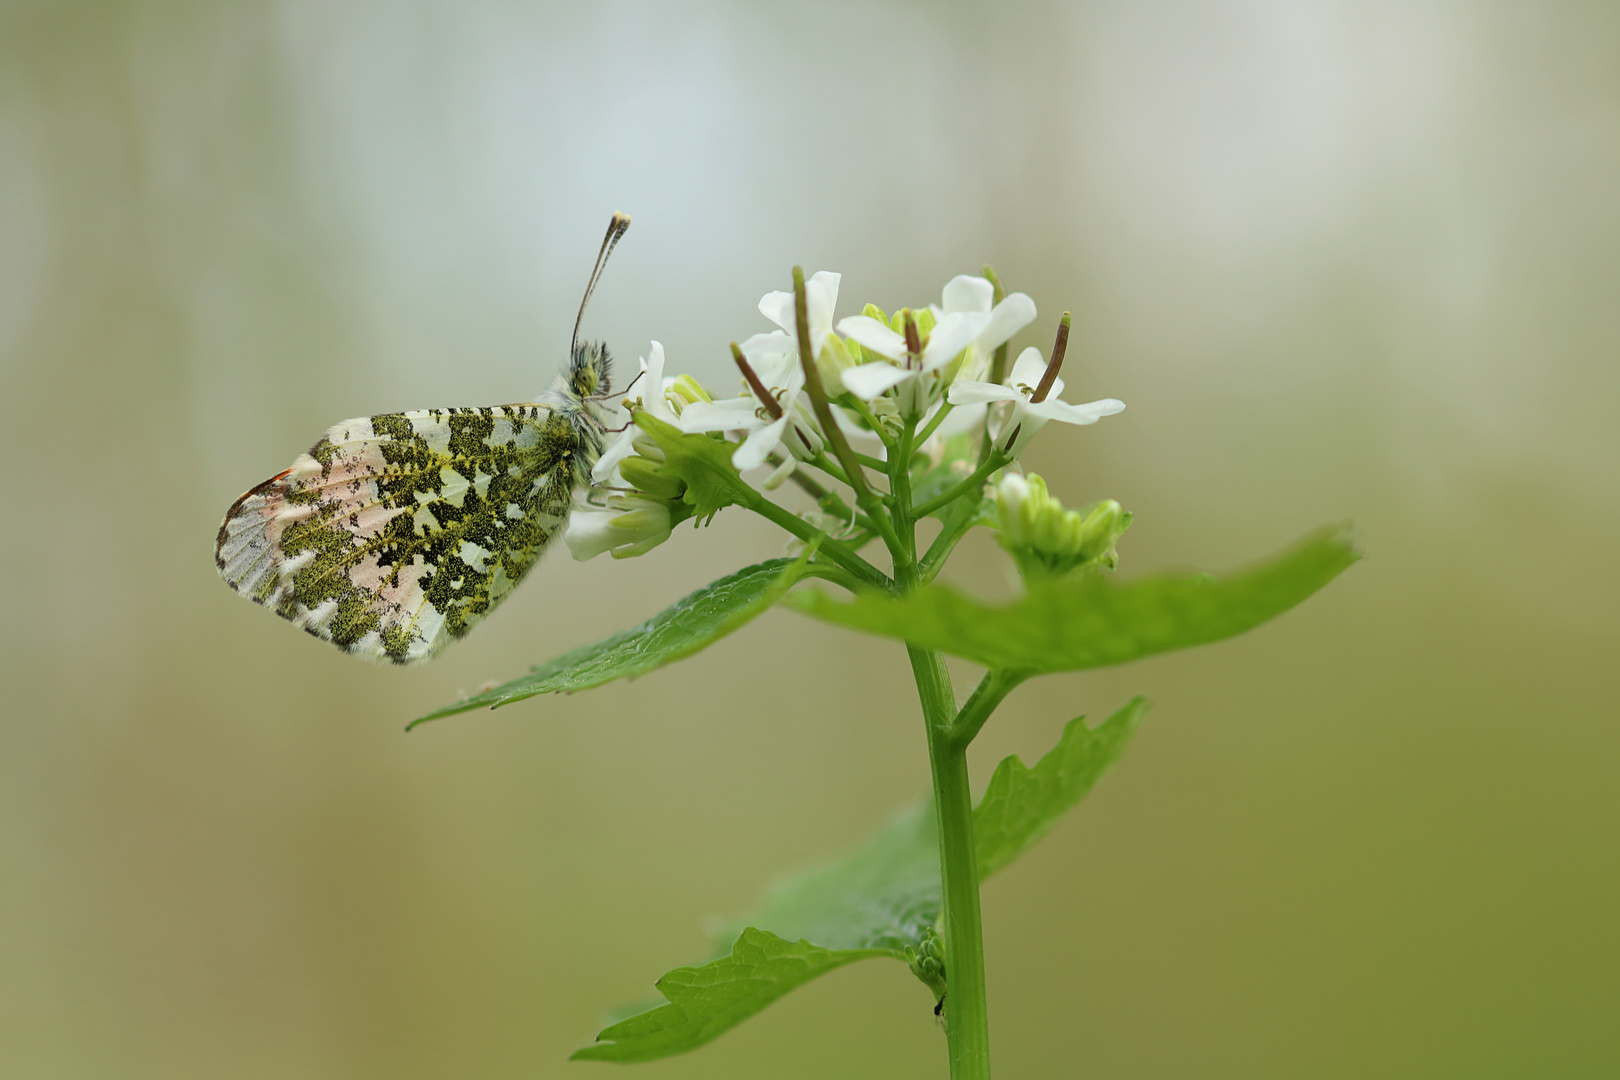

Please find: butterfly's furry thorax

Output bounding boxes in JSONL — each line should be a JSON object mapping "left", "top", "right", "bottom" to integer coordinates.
{"left": 214, "top": 339, "right": 617, "bottom": 665}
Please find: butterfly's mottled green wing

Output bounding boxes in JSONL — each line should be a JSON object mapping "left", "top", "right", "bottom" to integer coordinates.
{"left": 216, "top": 405, "right": 585, "bottom": 663}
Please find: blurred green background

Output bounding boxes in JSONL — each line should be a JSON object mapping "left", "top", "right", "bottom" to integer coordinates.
{"left": 3, "top": 2, "right": 1617, "bottom": 1077}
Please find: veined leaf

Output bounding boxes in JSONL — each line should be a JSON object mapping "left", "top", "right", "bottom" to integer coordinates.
{"left": 786, "top": 526, "right": 1358, "bottom": 673}
{"left": 975, "top": 697, "right": 1147, "bottom": 878}
{"left": 583, "top": 701, "right": 1147, "bottom": 1060}
{"left": 411, "top": 558, "right": 805, "bottom": 726}
{"left": 571, "top": 928, "right": 892, "bottom": 1063}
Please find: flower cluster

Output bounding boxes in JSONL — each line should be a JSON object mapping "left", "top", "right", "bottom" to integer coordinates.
{"left": 565, "top": 268, "right": 1129, "bottom": 571}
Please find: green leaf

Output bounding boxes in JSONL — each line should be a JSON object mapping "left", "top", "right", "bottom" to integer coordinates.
{"left": 410, "top": 557, "right": 806, "bottom": 727}
{"left": 584, "top": 697, "right": 1150, "bottom": 1061}
{"left": 571, "top": 928, "right": 893, "bottom": 1063}
{"left": 787, "top": 525, "right": 1359, "bottom": 673}
{"left": 739, "top": 801, "right": 941, "bottom": 952}
{"left": 634, "top": 412, "right": 753, "bottom": 520}
{"left": 975, "top": 696, "right": 1147, "bottom": 878}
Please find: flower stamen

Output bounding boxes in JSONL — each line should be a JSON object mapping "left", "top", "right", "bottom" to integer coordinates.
{"left": 1030, "top": 312, "right": 1070, "bottom": 404}
{"left": 730, "top": 342, "right": 784, "bottom": 420}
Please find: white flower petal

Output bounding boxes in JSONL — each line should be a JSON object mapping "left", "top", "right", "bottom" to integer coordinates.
{"left": 947, "top": 379, "right": 1020, "bottom": 405}
{"left": 759, "top": 290, "right": 796, "bottom": 334}
{"left": 733, "top": 413, "right": 790, "bottom": 470}
{"left": 979, "top": 293, "right": 1037, "bottom": 352}
{"left": 763, "top": 457, "right": 797, "bottom": 490}
{"left": 942, "top": 274, "right": 994, "bottom": 315}
{"left": 841, "top": 361, "right": 915, "bottom": 400}
{"left": 836, "top": 315, "right": 908, "bottom": 360}
{"left": 805, "top": 271, "right": 841, "bottom": 348}
{"left": 677, "top": 398, "right": 761, "bottom": 433}
{"left": 565, "top": 508, "right": 622, "bottom": 562}
{"left": 641, "top": 341, "right": 682, "bottom": 423}
{"left": 740, "top": 331, "right": 795, "bottom": 363}
{"left": 1025, "top": 397, "right": 1126, "bottom": 426}
{"left": 750, "top": 351, "right": 804, "bottom": 394}
{"left": 919, "top": 311, "right": 992, "bottom": 372}
{"left": 591, "top": 428, "right": 638, "bottom": 483}
{"left": 1008, "top": 346, "right": 1048, "bottom": 388}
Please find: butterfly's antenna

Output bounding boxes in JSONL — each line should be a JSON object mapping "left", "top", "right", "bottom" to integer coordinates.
{"left": 572, "top": 212, "right": 631, "bottom": 358}
{"left": 589, "top": 366, "right": 644, "bottom": 404}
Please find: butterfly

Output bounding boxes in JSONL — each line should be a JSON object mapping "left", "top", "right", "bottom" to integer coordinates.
{"left": 215, "top": 213, "right": 632, "bottom": 664}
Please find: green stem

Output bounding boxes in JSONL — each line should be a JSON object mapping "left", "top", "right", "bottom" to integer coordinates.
{"left": 948, "top": 669, "right": 1024, "bottom": 748}
{"left": 769, "top": 453, "right": 884, "bottom": 534}
{"left": 841, "top": 395, "right": 896, "bottom": 453}
{"left": 909, "top": 645, "right": 992, "bottom": 1080}
{"left": 739, "top": 490, "right": 890, "bottom": 591}
{"left": 850, "top": 450, "right": 891, "bottom": 472}
{"left": 918, "top": 483, "right": 994, "bottom": 583}
{"left": 916, "top": 402, "right": 955, "bottom": 446}
{"left": 890, "top": 423, "right": 991, "bottom": 1078}
{"left": 913, "top": 452, "right": 1007, "bottom": 520}
{"left": 791, "top": 267, "right": 905, "bottom": 562}
{"left": 800, "top": 562, "right": 865, "bottom": 593}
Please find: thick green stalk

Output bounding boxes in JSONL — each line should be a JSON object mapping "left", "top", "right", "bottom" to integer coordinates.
{"left": 891, "top": 422, "right": 992, "bottom": 1079}
{"left": 910, "top": 645, "right": 992, "bottom": 1079}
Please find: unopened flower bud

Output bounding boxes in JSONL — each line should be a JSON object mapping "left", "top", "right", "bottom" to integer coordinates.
{"left": 619, "top": 454, "right": 686, "bottom": 501}
{"left": 994, "top": 472, "right": 1130, "bottom": 580}
{"left": 667, "top": 374, "right": 712, "bottom": 412}
{"left": 817, "top": 333, "right": 857, "bottom": 396}
{"left": 630, "top": 433, "right": 665, "bottom": 462}
{"left": 565, "top": 495, "right": 676, "bottom": 561}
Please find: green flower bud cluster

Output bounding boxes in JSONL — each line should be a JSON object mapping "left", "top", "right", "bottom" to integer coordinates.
{"left": 994, "top": 472, "right": 1131, "bottom": 580}
{"left": 905, "top": 924, "right": 948, "bottom": 1002}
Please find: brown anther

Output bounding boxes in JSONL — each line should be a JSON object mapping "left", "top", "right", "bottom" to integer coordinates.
{"left": 731, "top": 342, "right": 783, "bottom": 419}
{"left": 1030, "top": 312, "right": 1070, "bottom": 404}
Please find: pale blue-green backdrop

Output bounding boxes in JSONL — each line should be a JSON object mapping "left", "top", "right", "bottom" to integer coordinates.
{"left": 2, "top": 2, "right": 1616, "bottom": 1076}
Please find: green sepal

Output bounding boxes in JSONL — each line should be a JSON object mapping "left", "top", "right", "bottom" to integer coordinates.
{"left": 633, "top": 412, "right": 752, "bottom": 521}
{"left": 786, "top": 526, "right": 1359, "bottom": 674}
{"left": 571, "top": 929, "right": 895, "bottom": 1063}
{"left": 409, "top": 557, "right": 808, "bottom": 727}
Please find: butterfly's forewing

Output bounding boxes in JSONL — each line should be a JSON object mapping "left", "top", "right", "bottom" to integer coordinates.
{"left": 217, "top": 405, "right": 581, "bottom": 663}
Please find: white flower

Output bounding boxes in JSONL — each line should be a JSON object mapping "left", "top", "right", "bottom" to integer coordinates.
{"left": 831, "top": 275, "right": 1036, "bottom": 410}
{"left": 947, "top": 346, "right": 1125, "bottom": 457}
{"left": 677, "top": 345, "right": 823, "bottom": 475}
{"left": 753, "top": 270, "right": 842, "bottom": 362}
{"left": 594, "top": 341, "right": 679, "bottom": 483}
{"left": 835, "top": 308, "right": 991, "bottom": 407}
{"left": 931, "top": 274, "right": 1038, "bottom": 383}
{"left": 675, "top": 274, "right": 842, "bottom": 476}
{"left": 565, "top": 494, "right": 673, "bottom": 561}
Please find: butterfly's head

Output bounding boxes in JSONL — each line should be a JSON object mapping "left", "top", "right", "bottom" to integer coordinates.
{"left": 570, "top": 340, "right": 612, "bottom": 401}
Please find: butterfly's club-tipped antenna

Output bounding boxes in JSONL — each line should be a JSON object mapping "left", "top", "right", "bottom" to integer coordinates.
{"left": 572, "top": 212, "right": 631, "bottom": 359}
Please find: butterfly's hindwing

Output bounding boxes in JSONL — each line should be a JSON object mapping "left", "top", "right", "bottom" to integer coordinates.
{"left": 216, "top": 405, "right": 584, "bottom": 664}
